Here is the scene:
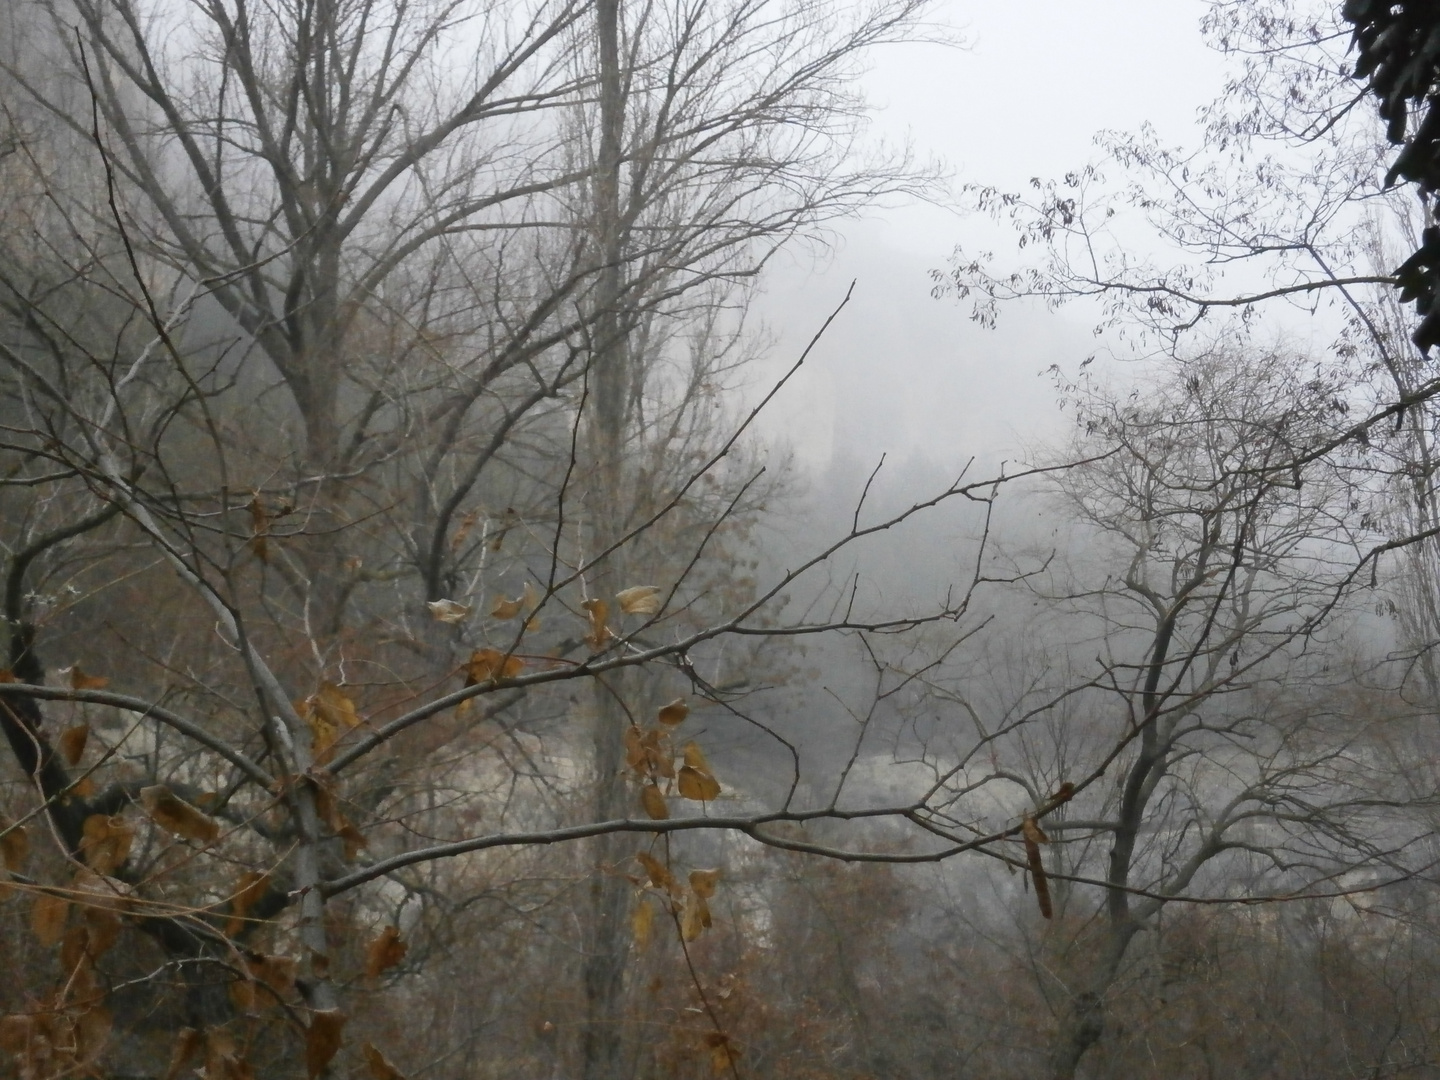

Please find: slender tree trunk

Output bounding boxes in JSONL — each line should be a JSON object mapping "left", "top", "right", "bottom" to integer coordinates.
{"left": 581, "top": 0, "right": 632, "bottom": 1074}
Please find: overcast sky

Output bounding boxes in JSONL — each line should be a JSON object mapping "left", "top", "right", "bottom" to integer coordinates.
{"left": 755, "top": 0, "right": 1229, "bottom": 473}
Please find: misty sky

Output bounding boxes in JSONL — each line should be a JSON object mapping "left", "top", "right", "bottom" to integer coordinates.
{"left": 756, "top": 0, "right": 1227, "bottom": 474}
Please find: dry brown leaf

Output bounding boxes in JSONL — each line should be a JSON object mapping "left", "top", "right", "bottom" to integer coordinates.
{"left": 162, "top": 1027, "right": 203, "bottom": 1080}
{"left": 0, "top": 819, "right": 28, "bottom": 872}
{"left": 641, "top": 729, "right": 675, "bottom": 779}
{"left": 71, "top": 776, "right": 96, "bottom": 798}
{"left": 313, "top": 683, "right": 360, "bottom": 730}
{"left": 72, "top": 868, "right": 136, "bottom": 914}
{"left": 681, "top": 892, "right": 710, "bottom": 942}
{"left": 228, "top": 977, "right": 257, "bottom": 1014}
{"left": 59, "top": 724, "right": 90, "bottom": 766}
{"left": 427, "top": 599, "right": 471, "bottom": 624}
{"left": 581, "top": 598, "right": 613, "bottom": 650}
{"left": 677, "top": 766, "right": 721, "bottom": 802}
{"left": 205, "top": 1027, "right": 253, "bottom": 1080}
{"left": 464, "top": 648, "right": 525, "bottom": 686}
{"left": 31, "top": 893, "right": 69, "bottom": 946}
{"left": 80, "top": 814, "right": 133, "bottom": 875}
{"left": 635, "top": 851, "right": 678, "bottom": 896}
{"left": 140, "top": 786, "right": 220, "bottom": 845}
{"left": 615, "top": 585, "right": 662, "bottom": 616}
{"left": 624, "top": 726, "right": 646, "bottom": 774}
{"left": 74, "top": 1006, "right": 111, "bottom": 1064}
{"left": 362, "top": 1042, "right": 406, "bottom": 1080}
{"left": 248, "top": 495, "right": 271, "bottom": 562}
{"left": 338, "top": 822, "right": 368, "bottom": 862}
{"left": 489, "top": 595, "right": 524, "bottom": 619}
{"left": 681, "top": 741, "right": 710, "bottom": 771}
{"left": 224, "top": 871, "right": 272, "bottom": 937}
{"left": 631, "top": 896, "right": 654, "bottom": 950}
{"left": 69, "top": 665, "right": 108, "bottom": 691}
{"left": 640, "top": 783, "right": 669, "bottom": 820}
{"left": 1022, "top": 815, "right": 1052, "bottom": 920}
{"left": 364, "top": 925, "right": 407, "bottom": 981}
{"left": 657, "top": 698, "right": 689, "bottom": 726}
{"left": 305, "top": 1009, "right": 347, "bottom": 1079}
{"left": 83, "top": 907, "right": 121, "bottom": 958}
{"left": 0, "top": 1015, "right": 35, "bottom": 1056}
{"left": 247, "top": 953, "right": 298, "bottom": 996}
{"left": 450, "top": 509, "right": 480, "bottom": 551}
{"left": 1022, "top": 816, "right": 1049, "bottom": 846}
{"left": 689, "top": 868, "right": 720, "bottom": 899}
{"left": 0, "top": 669, "right": 13, "bottom": 683}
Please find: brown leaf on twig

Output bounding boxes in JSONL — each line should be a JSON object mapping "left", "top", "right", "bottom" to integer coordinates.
{"left": 657, "top": 698, "right": 689, "bottom": 726}
{"left": 616, "top": 585, "right": 662, "bottom": 615}
{"left": 31, "top": 893, "right": 69, "bottom": 946}
{"left": 640, "top": 783, "right": 669, "bottom": 820}
{"left": 364, "top": 925, "right": 407, "bottom": 981}
{"left": 0, "top": 818, "right": 28, "bottom": 872}
{"left": 1022, "top": 815, "right": 1052, "bottom": 919}
{"left": 362, "top": 1043, "right": 406, "bottom": 1080}
{"left": 80, "top": 814, "right": 133, "bottom": 875}
{"left": 60, "top": 724, "right": 90, "bottom": 765}
{"left": 305, "top": 1010, "right": 347, "bottom": 1079}
{"left": 464, "top": 648, "right": 524, "bottom": 686}
{"left": 224, "top": 871, "right": 272, "bottom": 937}
{"left": 69, "top": 666, "right": 108, "bottom": 691}
{"left": 581, "top": 598, "right": 613, "bottom": 650}
{"left": 427, "top": 599, "right": 471, "bottom": 624}
{"left": 140, "top": 786, "right": 219, "bottom": 845}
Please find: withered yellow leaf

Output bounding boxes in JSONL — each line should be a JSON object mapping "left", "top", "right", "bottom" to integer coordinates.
{"left": 305, "top": 1009, "right": 347, "bottom": 1079}
{"left": 313, "top": 682, "right": 360, "bottom": 730}
{"left": 489, "top": 595, "right": 524, "bottom": 619}
{"left": 31, "top": 893, "right": 69, "bottom": 946}
{"left": 631, "top": 896, "right": 654, "bottom": 950}
{"left": 69, "top": 665, "right": 109, "bottom": 691}
{"left": 60, "top": 724, "right": 90, "bottom": 766}
{"left": 635, "top": 851, "right": 677, "bottom": 895}
{"left": 677, "top": 766, "right": 721, "bottom": 802}
{"left": 140, "top": 786, "right": 220, "bottom": 845}
{"left": 464, "top": 648, "right": 524, "bottom": 685}
{"left": 640, "top": 783, "right": 669, "bottom": 820}
{"left": 681, "top": 892, "right": 710, "bottom": 942}
{"left": 615, "top": 585, "right": 662, "bottom": 616}
{"left": 624, "top": 725, "right": 646, "bottom": 774}
{"left": 657, "top": 698, "right": 689, "bottom": 726}
{"left": 362, "top": 1043, "right": 406, "bottom": 1080}
{"left": 427, "top": 599, "right": 471, "bottom": 624}
{"left": 681, "top": 741, "right": 710, "bottom": 772}
{"left": 689, "top": 868, "right": 720, "bottom": 899}
{"left": 364, "top": 925, "right": 407, "bottom": 981}
{"left": 80, "top": 814, "right": 133, "bottom": 875}
{"left": 581, "top": 598, "right": 613, "bottom": 649}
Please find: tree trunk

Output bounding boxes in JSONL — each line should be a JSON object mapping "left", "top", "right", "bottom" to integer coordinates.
{"left": 580, "top": 0, "right": 632, "bottom": 1074}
